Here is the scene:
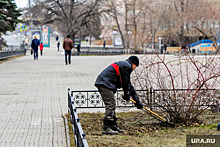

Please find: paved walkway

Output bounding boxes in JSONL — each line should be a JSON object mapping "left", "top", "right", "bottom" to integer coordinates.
{"left": 0, "top": 38, "right": 132, "bottom": 147}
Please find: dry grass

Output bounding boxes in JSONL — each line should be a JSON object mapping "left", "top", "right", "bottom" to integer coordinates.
{"left": 66, "top": 111, "right": 220, "bottom": 147}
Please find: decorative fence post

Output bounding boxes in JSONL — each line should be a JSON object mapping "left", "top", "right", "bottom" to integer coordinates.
{"left": 68, "top": 88, "right": 89, "bottom": 147}
{"left": 150, "top": 87, "right": 153, "bottom": 111}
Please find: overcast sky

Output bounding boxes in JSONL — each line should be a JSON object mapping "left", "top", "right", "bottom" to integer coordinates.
{"left": 15, "top": 0, "right": 28, "bottom": 8}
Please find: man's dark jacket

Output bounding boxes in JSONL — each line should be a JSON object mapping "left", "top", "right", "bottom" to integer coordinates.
{"left": 31, "top": 39, "right": 40, "bottom": 50}
{"left": 95, "top": 59, "right": 141, "bottom": 102}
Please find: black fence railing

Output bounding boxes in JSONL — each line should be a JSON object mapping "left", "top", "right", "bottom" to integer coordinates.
{"left": 71, "top": 88, "right": 219, "bottom": 111}
{"left": 76, "top": 47, "right": 182, "bottom": 55}
{"left": 79, "top": 47, "right": 125, "bottom": 55}
{"left": 0, "top": 48, "right": 26, "bottom": 60}
{"left": 2, "top": 45, "right": 25, "bottom": 50}
{"left": 150, "top": 88, "right": 218, "bottom": 110}
{"left": 68, "top": 88, "right": 219, "bottom": 146}
{"left": 68, "top": 88, "right": 89, "bottom": 147}
{"left": 72, "top": 89, "right": 136, "bottom": 108}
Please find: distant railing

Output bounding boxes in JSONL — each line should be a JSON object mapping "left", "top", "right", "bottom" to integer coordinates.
{"left": 0, "top": 45, "right": 26, "bottom": 60}
{"left": 78, "top": 47, "right": 125, "bottom": 55}
{"left": 75, "top": 47, "right": 165, "bottom": 55}
{"left": 68, "top": 88, "right": 89, "bottom": 147}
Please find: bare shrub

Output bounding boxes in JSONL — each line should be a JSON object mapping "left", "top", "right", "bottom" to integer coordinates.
{"left": 132, "top": 54, "right": 220, "bottom": 124}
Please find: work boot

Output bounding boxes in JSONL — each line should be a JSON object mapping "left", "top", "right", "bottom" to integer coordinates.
{"left": 110, "top": 125, "right": 125, "bottom": 132}
{"left": 102, "top": 118, "right": 119, "bottom": 135}
{"left": 102, "top": 127, "right": 119, "bottom": 135}
{"left": 111, "top": 117, "right": 125, "bottom": 132}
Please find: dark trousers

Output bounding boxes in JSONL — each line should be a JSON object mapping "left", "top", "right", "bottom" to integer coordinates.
{"left": 33, "top": 49, "right": 38, "bottom": 59}
{"left": 57, "top": 46, "right": 59, "bottom": 51}
{"left": 65, "top": 50, "right": 71, "bottom": 64}
{"left": 97, "top": 85, "right": 116, "bottom": 122}
{"left": 40, "top": 50, "right": 43, "bottom": 56}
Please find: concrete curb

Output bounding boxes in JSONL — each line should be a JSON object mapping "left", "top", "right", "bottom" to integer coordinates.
{"left": 62, "top": 115, "right": 71, "bottom": 147}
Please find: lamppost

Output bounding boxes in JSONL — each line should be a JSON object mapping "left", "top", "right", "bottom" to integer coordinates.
{"left": 152, "top": 3, "right": 155, "bottom": 50}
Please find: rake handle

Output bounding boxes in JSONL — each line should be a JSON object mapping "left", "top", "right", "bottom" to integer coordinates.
{"left": 130, "top": 98, "right": 167, "bottom": 122}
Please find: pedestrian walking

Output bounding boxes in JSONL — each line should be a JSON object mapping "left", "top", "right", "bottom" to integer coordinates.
{"left": 181, "top": 45, "right": 187, "bottom": 54}
{"left": 0, "top": 37, "right": 2, "bottom": 51}
{"left": 25, "top": 38, "right": 29, "bottom": 45}
{"left": 85, "top": 36, "right": 88, "bottom": 42}
{"left": 76, "top": 44, "right": 81, "bottom": 55}
{"left": 103, "top": 40, "right": 106, "bottom": 49}
{"left": 31, "top": 36, "right": 40, "bottom": 60}
{"left": 56, "top": 35, "right": 59, "bottom": 41}
{"left": 63, "top": 35, "right": 73, "bottom": 65}
{"left": 57, "top": 41, "right": 60, "bottom": 51}
{"left": 40, "top": 42, "right": 44, "bottom": 56}
{"left": 95, "top": 56, "right": 143, "bottom": 135}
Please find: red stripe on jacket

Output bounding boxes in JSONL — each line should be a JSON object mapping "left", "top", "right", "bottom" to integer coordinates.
{"left": 111, "top": 63, "right": 120, "bottom": 76}
{"left": 111, "top": 63, "right": 122, "bottom": 85}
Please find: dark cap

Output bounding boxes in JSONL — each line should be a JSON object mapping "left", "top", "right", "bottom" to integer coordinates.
{"left": 128, "top": 56, "right": 139, "bottom": 66}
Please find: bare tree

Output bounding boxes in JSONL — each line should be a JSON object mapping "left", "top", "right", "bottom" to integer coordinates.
{"left": 24, "top": 0, "right": 111, "bottom": 43}
{"left": 154, "top": 0, "right": 220, "bottom": 52}
{"left": 104, "top": 0, "right": 163, "bottom": 52}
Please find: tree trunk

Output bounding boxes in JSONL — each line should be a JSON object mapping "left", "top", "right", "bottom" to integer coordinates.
{"left": 133, "top": 1, "right": 137, "bottom": 53}
{"left": 125, "top": 4, "right": 130, "bottom": 50}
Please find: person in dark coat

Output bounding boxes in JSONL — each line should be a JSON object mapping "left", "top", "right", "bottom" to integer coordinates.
{"left": 0, "top": 37, "right": 3, "bottom": 51}
{"left": 56, "top": 35, "right": 59, "bottom": 41}
{"left": 103, "top": 40, "right": 106, "bottom": 49}
{"left": 63, "top": 35, "right": 73, "bottom": 65}
{"left": 76, "top": 44, "right": 81, "bottom": 55}
{"left": 95, "top": 56, "right": 143, "bottom": 135}
{"left": 57, "top": 41, "right": 60, "bottom": 51}
{"left": 31, "top": 36, "right": 40, "bottom": 60}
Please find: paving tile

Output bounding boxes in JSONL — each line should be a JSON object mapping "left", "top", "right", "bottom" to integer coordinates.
{"left": 0, "top": 38, "right": 133, "bottom": 146}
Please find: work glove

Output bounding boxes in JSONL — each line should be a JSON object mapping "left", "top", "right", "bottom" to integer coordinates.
{"left": 135, "top": 101, "right": 143, "bottom": 109}
{"left": 133, "top": 95, "right": 143, "bottom": 109}
{"left": 122, "top": 93, "right": 130, "bottom": 102}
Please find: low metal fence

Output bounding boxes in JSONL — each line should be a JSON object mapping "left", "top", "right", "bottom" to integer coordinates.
{"left": 68, "top": 88, "right": 219, "bottom": 146}
{"left": 68, "top": 88, "right": 89, "bottom": 147}
{"left": 71, "top": 89, "right": 136, "bottom": 108}
{"left": 71, "top": 88, "right": 218, "bottom": 111}
{"left": 150, "top": 88, "right": 218, "bottom": 111}
{"left": 79, "top": 47, "right": 125, "bottom": 55}
{"left": 76, "top": 47, "right": 174, "bottom": 55}
{"left": 2, "top": 44, "right": 29, "bottom": 50}
{"left": 0, "top": 49, "right": 26, "bottom": 60}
